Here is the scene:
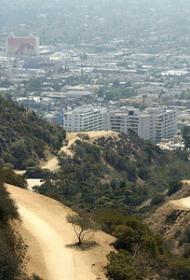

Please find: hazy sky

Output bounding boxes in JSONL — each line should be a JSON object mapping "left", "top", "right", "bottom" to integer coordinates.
{"left": 0, "top": 0, "right": 190, "bottom": 46}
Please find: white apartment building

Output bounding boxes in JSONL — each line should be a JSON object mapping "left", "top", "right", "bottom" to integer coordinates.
{"left": 109, "top": 109, "right": 139, "bottom": 135}
{"left": 63, "top": 105, "right": 177, "bottom": 143}
{"left": 108, "top": 107, "right": 177, "bottom": 143}
{"left": 63, "top": 105, "right": 108, "bottom": 132}
{"left": 146, "top": 108, "right": 177, "bottom": 142}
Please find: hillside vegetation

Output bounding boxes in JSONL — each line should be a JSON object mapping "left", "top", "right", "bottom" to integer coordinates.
{"left": 0, "top": 167, "right": 42, "bottom": 280}
{"left": 147, "top": 181, "right": 190, "bottom": 259}
{"left": 36, "top": 131, "right": 190, "bottom": 279}
{"left": 0, "top": 96, "right": 65, "bottom": 169}
{"left": 38, "top": 131, "right": 190, "bottom": 211}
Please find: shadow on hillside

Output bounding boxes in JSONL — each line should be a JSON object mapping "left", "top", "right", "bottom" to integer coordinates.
{"left": 66, "top": 241, "right": 98, "bottom": 251}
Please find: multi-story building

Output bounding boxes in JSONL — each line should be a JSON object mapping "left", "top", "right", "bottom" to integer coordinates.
{"left": 146, "top": 108, "right": 177, "bottom": 142}
{"left": 63, "top": 105, "right": 177, "bottom": 143}
{"left": 7, "top": 34, "right": 39, "bottom": 56}
{"left": 108, "top": 107, "right": 177, "bottom": 143}
{"left": 63, "top": 105, "right": 108, "bottom": 132}
{"left": 109, "top": 108, "right": 139, "bottom": 135}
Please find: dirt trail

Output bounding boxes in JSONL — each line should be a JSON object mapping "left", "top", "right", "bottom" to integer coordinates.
{"left": 41, "top": 133, "right": 75, "bottom": 171}
{"left": 42, "top": 131, "right": 118, "bottom": 172}
{"left": 170, "top": 197, "right": 190, "bottom": 210}
{"left": 41, "top": 156, "right": 59, "bottom": 172}
{"left": 6, "top": 184, "right": 114, "bottom": 280}
{"left": 169, "top": 180, "right": 190, "bottom": 210}
{"left": 15, "top": 131, "right": 118, "bottom": 181}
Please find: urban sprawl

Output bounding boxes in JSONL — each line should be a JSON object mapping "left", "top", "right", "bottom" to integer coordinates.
{"left": 0, "top": 34, "right": 190, "bottom": 150}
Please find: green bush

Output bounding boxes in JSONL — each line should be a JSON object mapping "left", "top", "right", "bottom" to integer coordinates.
{"left": 0, "top": 166, "right": 26, "bottom": 188}
{"left": 0, "top": 96, "right": 66, "bottom": 169}
{"left": 168, "top": 181, "right": 182, "bottom": 196}
{"left": 165, "top": 210, "right": 180, "bottom": 224}
{"left": 107, "top": 251, "right": 143, "bottom": 280}
{"left": 167, "top": 257, "right": 190, "bottom": 280}
{"left": 151, "top": 194, "right": 165, "bottom": 206}
{"left": 25, "top": 166, "right": 50, "bottom": 179}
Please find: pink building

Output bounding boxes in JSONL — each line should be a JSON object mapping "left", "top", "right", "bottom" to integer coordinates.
{"left": 7, "top": 35, "right": 39, "bottom": 56}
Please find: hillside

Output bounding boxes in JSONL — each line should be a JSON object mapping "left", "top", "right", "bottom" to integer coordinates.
{"left": 6, "top": 184, "right": 114, "bottom": 280}
{"left": 147, "top": 181, "right": 190, "bottom": 258}
{"left": 34, "top": 131, "right": 190, "bottom": 279}
{"left": 0, "top": 96, "right": 65, "bottom": 169}
{"left": 37, "top": 131, "right": 190, "bottom": 211}
{"left": 0, "top": 129, "right": 190, "bottom": 279}
{"left": 0, "top": 167, "right": 42, "bottom": 280}
{"left": 40, "top": 131, "right": 118, "bottom": 172}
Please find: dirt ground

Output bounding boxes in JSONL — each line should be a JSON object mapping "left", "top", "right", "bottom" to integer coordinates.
{"left": 42, "top": 131, "right": 118, "bottom": 172}
{"left": 170, "top": 196, "right": 190, "bottom": 210}
{"left": 169, "top": 180, "right": 190, "bottom": 210}
{"left": 26, "top": 179, "right": 43, "bottom": 191}
{"left": 6, "top": 184, "right": 114, "bottom": 280}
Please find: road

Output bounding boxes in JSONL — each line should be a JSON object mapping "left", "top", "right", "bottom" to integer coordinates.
{"left": 6, "top": 184, "right": 114, "bottom": 280}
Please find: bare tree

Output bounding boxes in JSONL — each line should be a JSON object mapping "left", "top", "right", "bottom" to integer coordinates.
{"left": 67, "top": 213, "right": 98, "bottom": 245}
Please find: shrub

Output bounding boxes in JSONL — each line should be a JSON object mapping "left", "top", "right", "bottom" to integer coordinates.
{"left": 25, "top": 167, "right": 50, "bottom": 179}
{"left": 167, "top": 257, "right": 190, "bottom": 280}
{"left": 165, "top": 210, "right": 180, "bottom": 224}
{"left": 168, "top": 181, "right": 182, "bottom": 196}
{"left": 150, "top": 194, "right": 165, "bottom": 206}
{"left": 107, "top": 251, "right": 143, "bottom": 280}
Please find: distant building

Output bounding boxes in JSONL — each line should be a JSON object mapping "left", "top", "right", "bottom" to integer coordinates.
{"left": 44, "top": 111, "right": 64, "bottom": 126}
{"left": 63, "top": 105, "right": 108, "bottom": 132}
{"left": 7, "top": 34, "right": 39, "bottom": 56}
{"left": 63, "top": 105, "right": 177, "bottom": 143}
{"left": 146, "top": 107, "right": 177, "bottom": 142}
{"left": 108, "top": 107, "right": 177, "bottom": 143}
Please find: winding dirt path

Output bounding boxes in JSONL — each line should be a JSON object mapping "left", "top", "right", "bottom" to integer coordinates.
{"left": 6, "top": 184, "right": 114, "bottom": 280}
{"left": 169, "top": 181, "right": 190, "bottom": 210}
{"left": 170, "top": 197, "right": 190, "bottom": 210}
{"left": 41, "top": 131, "right": 118, "bottom": 172}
